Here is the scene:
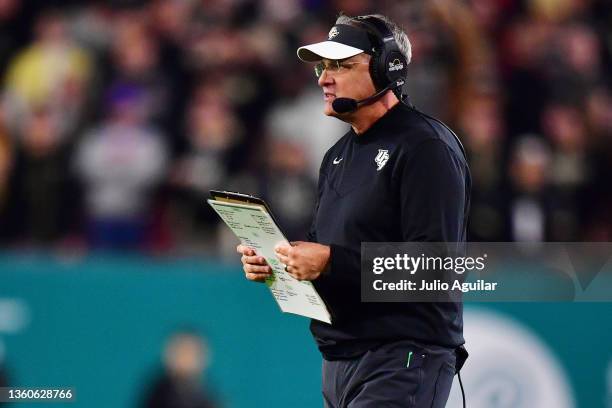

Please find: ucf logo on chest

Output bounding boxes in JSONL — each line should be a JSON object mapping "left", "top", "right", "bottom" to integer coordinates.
{"left": 375, "top": 149, "right": 390, "bottom": 171}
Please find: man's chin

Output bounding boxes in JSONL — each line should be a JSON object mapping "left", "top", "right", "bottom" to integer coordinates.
{"left": 323, "top": 101, "right": 341, "bottom": 117}
{"left": 324, "top": 107, "right": 352, "bottom": 121}
{"left": 323, "top": 108, "right": 337, "bottom": 117}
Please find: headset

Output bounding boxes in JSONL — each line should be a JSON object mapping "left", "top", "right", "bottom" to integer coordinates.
{"left": 331, "top": 16, "right": 409, "bottom": 113}
{"left": 351, "top": 16, "right": 408, "bottom": 94}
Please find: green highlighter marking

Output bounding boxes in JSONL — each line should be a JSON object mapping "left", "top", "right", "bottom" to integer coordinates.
{"left": 406, "top": 351, "right": 413, "bottom": 368}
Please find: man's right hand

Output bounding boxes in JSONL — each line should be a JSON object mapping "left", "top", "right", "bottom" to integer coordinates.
{"left": 236, "top": 244, "right": 272, "bottom": 283}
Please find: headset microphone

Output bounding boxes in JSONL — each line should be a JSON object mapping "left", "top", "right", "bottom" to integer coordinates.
{"left": 331, "top": 80, "right": 400, "bottom": 114}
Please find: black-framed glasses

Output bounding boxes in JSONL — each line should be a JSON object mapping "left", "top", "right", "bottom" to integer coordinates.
{"left": 314, "top": 60, "right": 368, "bottom": 78}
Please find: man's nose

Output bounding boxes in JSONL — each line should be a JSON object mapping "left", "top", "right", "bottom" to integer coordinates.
{"left": 317, "top": 69, "right": 333, "bottom": 87}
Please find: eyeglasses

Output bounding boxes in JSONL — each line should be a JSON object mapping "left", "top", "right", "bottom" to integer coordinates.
{"left": 314, "top": 60, "right": 368, "bottom": 78}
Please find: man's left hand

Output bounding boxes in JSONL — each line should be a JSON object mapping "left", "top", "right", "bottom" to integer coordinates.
{"left": 275, "top": 241, "right": 330, "bottom": 281}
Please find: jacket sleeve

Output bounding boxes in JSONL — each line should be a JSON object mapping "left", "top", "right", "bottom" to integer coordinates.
{"left": 306, "top": 151, "right": 329, "bottom": 243}
{"left": 305, "top": 178, "right": 322, "bottom": 243}
{"left": 398, "top": 139, "right": 468, "bottom": 242}
{"left": 309, "top": 151, "right": 363, "bottom": 310}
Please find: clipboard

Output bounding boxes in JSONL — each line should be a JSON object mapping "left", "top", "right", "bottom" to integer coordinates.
{"left": 209, "top": 190, "right": 283, "bottom": 231}
{"left": 206, "top": 191, "right": 332, "bottom": 323}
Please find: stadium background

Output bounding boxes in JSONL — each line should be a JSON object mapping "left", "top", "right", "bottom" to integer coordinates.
{"left": 0, "top": 0, "right": 611, "bottom": 407}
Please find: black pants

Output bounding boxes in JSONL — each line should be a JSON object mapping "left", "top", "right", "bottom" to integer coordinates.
{"left": 322, "top": 340, "right": 456, "bottom": 408}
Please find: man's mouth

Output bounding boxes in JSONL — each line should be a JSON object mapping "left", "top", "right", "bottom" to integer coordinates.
{"left": 324, "top": 93, "right": 336, "bottom": 101}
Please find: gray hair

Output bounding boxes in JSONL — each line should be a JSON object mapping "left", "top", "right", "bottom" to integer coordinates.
{"left": 335, "top": 13, "right": 412, "bottom": 65}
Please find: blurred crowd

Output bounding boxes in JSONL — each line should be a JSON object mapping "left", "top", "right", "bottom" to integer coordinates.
{"left": 0, "top": 0, "right": 610, "bottom": 256}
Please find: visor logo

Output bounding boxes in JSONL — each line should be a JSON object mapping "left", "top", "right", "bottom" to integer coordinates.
{"left": 375, "top": 149, "right": 390, "bottom": 171}
{"left": 388, "top": 58, "right": 404, "bottom": 72}
{"left": 328, "top": 27, "right": 340, "bottom": 39}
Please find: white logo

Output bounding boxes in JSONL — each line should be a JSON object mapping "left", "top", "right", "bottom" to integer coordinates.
{"left": 446, "top": 310, "right": 574, "bottom": 408}
{"left": 388, "top": 58, "right": 404, "bottom": 72}
{"left": 332, "top": 157, "right": 343, "bottom": 164}
{"left": 328, "top": 27, "right": 339, "bottom": 40}
{"left": 374, "top": 149, "right": 389, "bottom": 171}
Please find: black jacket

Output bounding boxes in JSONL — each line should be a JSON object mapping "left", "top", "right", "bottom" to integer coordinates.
{"left": 308, "top": 102, "right": 471, "bottom": 359}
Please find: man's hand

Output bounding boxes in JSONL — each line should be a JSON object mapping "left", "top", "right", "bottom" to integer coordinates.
{"left": 236, "top": 244, "right": 272, "bottom": 283}
{"left": 275, "top": 241, "right": 330, "bottom": 281}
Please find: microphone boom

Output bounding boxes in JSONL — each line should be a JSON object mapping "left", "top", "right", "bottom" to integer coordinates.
{"left": 331, "top": 82, "right": 397, "bottom": 114}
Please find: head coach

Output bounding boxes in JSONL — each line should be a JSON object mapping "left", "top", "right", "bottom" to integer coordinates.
{"left": 237, "top": 13, "right": 471, "bottom": 408}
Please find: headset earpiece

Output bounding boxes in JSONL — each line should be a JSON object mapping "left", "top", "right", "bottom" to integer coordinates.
{"left": 352, "top": 16, "right": 408, "bottom": 92}
{"left": 368, "top": 42, "right": 385, "bottom": 90}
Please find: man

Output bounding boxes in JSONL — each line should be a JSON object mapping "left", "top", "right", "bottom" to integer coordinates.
{"left": 237, "top": 14, "right": 470, "bottom": 407}
{"left": 139, "top": 330, "right": 217, "bottom": 408}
